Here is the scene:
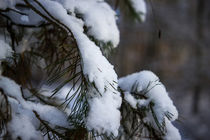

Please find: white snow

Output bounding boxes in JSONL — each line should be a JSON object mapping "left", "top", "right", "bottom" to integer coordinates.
{"left": 0, "top": 76, "right": 24, "bottom": 102}
{"left": 124, "top": 91, "right": 138, "bottom": 109}
{"left": 7, "top": 111, "right": 43, "bottom": 140}
{"left": 164, "top": 118, "right": 181, "bottom": 140}
{"left": 86, "top": 90, "right": 121, "bottom": 137}
{"left": 29, "top": 102, "right": 70, "bottom": 127}
{"left": 123, "top": 91, "right": 151, "bottom": 109}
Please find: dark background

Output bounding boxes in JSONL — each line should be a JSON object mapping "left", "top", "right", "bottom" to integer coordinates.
{"left": 112, "top": 0, "right": 210, "bottom": 139}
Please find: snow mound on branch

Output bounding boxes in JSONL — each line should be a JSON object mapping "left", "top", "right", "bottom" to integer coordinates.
{"left": 62, "top": 0, "right": 119, "bottom": 47}
{"left": 86, "top": 90, "right": 121, "bottom": 137}
{"left": 119, "top": 70, "right": 178, "bottom": 123}
{"left": 7, "top": 110, "right": 43, "bottom": 140}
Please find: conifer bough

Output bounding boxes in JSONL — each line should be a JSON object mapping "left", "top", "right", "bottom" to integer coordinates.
{"left": 0, "top": 0, "right": 181, "bottom": 139}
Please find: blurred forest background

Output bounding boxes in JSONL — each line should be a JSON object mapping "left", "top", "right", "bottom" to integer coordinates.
{"left": 111, "top": 0, "right": 210, "bottom": 139}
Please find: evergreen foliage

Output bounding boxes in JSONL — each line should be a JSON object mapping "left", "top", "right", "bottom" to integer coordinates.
{"left": 0, "top": 0, "right": 180, "bottom": 140}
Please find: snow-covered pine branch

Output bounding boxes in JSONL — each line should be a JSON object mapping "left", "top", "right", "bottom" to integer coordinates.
{"left": 0, "top": 0, "right": 180, "bottom": 140}
{"left": 119, "top": 71, "right": 181, "bottom": 139}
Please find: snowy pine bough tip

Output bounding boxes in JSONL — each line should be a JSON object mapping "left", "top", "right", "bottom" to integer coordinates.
{"left": 119, "top": 70, "right": 181, "bottom": 139}
{"left": 119, "top": 71, "right": 178, "bottom": 122}
{"left": 0, "top": 0, "right": 180, "bottom": 139}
